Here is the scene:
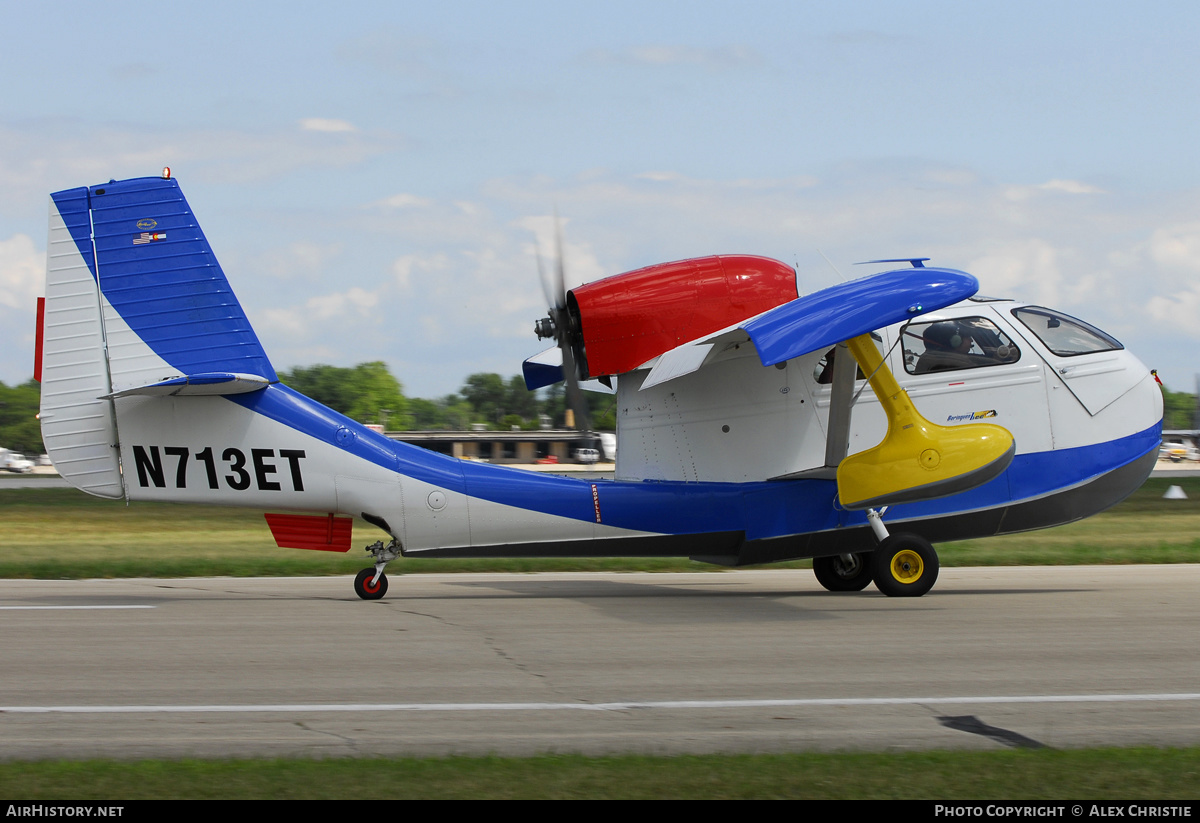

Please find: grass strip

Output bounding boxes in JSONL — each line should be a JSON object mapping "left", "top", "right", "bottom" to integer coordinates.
{"left": 2, "top": 477, "right": 1199, "bottom": 579}
{"left": 0, "top": 748, "right": 1197, "bottom": 799}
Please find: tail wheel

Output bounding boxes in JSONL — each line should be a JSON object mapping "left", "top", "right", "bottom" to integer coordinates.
{"left": 872, "top": 533, "right": 939, "bottom": 597}
{"left": 354, "top": 568, "right": 389, "bottom": 600}
{"left": 813, "top": 553, "right": 873, "bottom": 591}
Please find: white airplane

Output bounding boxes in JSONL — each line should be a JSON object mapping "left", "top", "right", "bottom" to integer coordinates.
{"left": 35, "top": 172, "right": 1162, "bottom": 599}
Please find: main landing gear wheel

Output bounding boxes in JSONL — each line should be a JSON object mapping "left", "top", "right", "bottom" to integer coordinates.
{"left": 354, "top": 568, "right": 389, "bottom": 600}
{"left": 871, "top": 533, "right": 939, "bottom": 597}
{"left": 813, "top": 553, "right": 873, "bottom": 591}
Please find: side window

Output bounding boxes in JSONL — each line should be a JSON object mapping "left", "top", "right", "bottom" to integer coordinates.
{"left": 902, "top": 317, "right": 1020, "bottom": 375}
{"left": 1011, "top": 307, "right": 1122, "bottom": 357}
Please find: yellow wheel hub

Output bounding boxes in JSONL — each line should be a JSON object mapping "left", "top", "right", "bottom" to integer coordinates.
{"left": 889, "top": 549, "right": 924, "bottom": 584}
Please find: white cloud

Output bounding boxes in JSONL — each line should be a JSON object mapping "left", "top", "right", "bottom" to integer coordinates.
{"left": 1038, "top": 179, "right": 1105, "bottom": 195}
{"left": 966, "top": 240, "right": 1065, "bottom": 307}
{"left": 260, "top": 286, "right": 381, "bottom": 339}
{"left": 370, "top": 193, "right": 432, "bottom": 210}
{"left": 1148, "top": 221, "right": 1200, "bottom": 272}
{"left": 392, "top": 253, "right": 450, "bottom": 290}
{"left": 635, "top": 171, "right": 682, "bottom": 183}
{"left": 587, "top": 44, "right": 761, "bottom": 69}
{"left": 0, "top": 121, "right": 403, "bottom": 209}
{"left": 299, "top": 118, "right": 358, "bottom": 133}
{"left": 0, "top": 233, "right": 42, "bottom": 311}
{"left": 1146, "top": 288, "right": 1200, "bottom": 339}
{"left": 1003, "top": 178, "right": 1106, "bottom": 201}
{"left": 253, "top": 241, "right": 344, "bottom": 280}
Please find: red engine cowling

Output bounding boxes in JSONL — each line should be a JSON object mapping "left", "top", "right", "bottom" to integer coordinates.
{"left": 568, "top": 255, "right": 798, "bottom": 378}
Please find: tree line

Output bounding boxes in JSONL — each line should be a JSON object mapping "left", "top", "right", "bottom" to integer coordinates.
{"left": 277, "top": 363, "right": 616, "bottom": 432}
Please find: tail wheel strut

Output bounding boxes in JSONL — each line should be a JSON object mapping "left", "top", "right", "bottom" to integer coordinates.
{"left": 354, "top": 538, "right": 401, "bottom": 601}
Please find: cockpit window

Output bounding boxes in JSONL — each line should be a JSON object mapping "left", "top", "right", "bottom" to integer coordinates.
{"left": 902, "top": 316, "right": 1021, "bottom": 375}
{"left": 1011, "top": 307, "right": 1122, "bottom": 357}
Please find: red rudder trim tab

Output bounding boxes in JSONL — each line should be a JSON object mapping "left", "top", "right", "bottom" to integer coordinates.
{"left": 265, "top": 512, "right": 353, "bottom": 552}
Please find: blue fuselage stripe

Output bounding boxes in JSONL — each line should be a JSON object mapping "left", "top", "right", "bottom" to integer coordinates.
{"left": 230, "top": 384, "right": 1162, "bottom": 540}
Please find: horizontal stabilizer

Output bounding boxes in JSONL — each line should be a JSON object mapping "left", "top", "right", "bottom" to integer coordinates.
{"left": 105, "top": 372, "right": 271, "bottom": 398}
{"left": 521, "top": 346, "right": 617, "bottom": 393}
{"left": 264, "top": 513, "right": 353, "bottom": 552}
{"left": 523, "top": 346, "right": 563, "bottom": 390}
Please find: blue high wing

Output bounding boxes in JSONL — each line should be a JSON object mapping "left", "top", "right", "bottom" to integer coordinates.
{"left": 642, "top": 267, "right": 979, "bottom": 389}
{"left": 744, "top": 267, "right": 978, "bottom": 366}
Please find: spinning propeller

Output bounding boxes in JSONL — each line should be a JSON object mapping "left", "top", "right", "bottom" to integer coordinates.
{"left": 533, "top": 219, "right": 592, "bottom": 434}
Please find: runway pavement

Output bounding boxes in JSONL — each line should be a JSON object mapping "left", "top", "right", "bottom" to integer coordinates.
{"left": 1, "top": 566, "right": 1198, "bottom": 760}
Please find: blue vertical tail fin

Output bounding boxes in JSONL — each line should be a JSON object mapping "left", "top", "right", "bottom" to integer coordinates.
{"left": 40, "top": 174, "right": 278, "bottom": 497}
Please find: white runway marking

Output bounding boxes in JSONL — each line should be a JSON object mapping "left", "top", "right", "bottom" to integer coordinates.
{"left": 3, "top": 693, "right": 1199, "bottom": 714}
{"left": 0, "top": 605, "right": 154, "bottom": 610}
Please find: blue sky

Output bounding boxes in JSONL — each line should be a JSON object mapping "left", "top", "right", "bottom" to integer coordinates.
{"left": 2, "top": 1, "right": 1199, "bottom": 397}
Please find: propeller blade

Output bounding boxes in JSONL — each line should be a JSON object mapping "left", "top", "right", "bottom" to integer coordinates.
{"left": 530, "top": 211, "right": 593, "bottom": 437}
{"left": 536, "top": 246, "right": 555, "bottom": 311}
{"left": 561, "top": 342, "right": 592, "bottom": 433}
{"left": 553, "top": 210, "right": 567, "bottom": 310}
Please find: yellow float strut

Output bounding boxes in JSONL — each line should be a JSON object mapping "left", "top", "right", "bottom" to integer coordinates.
{"left": 835, "top": 334, "right": 1015, "bottom": 510}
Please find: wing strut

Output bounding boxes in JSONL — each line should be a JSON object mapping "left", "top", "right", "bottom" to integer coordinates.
{"left": 823, "top": 342, "right": 856, "bottom": 470}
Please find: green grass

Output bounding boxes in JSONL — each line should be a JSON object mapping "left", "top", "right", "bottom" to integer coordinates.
{"left": 937, "top": 476, "right": 1200, "bottom": 567}
{"left": 0, "top": 748, "right": 1197, "bottom": 799}
{"left": 2, "top": 477, "right": 1199, "bottom": 579}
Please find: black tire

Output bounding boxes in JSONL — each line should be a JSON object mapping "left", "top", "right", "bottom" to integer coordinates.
{"left": 354, "top": 568, "right": 388, "bottom": 600}
{"left": 871, "top": 534, "right": 939, "bottom": 597}
{"left": 812, "top": 553, "right": 873, "bottom": 591}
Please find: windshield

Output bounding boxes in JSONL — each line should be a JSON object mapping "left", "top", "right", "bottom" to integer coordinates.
{"left": 1011, "top": 307, "right": 1122, "bottom": 357}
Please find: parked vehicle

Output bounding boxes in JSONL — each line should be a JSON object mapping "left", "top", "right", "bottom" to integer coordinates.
{"left": 1, "top": 450, "right": 35, "bottom": 473}
{"left": 1160, "top": 444, "right": 1200, "bottom": 462}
